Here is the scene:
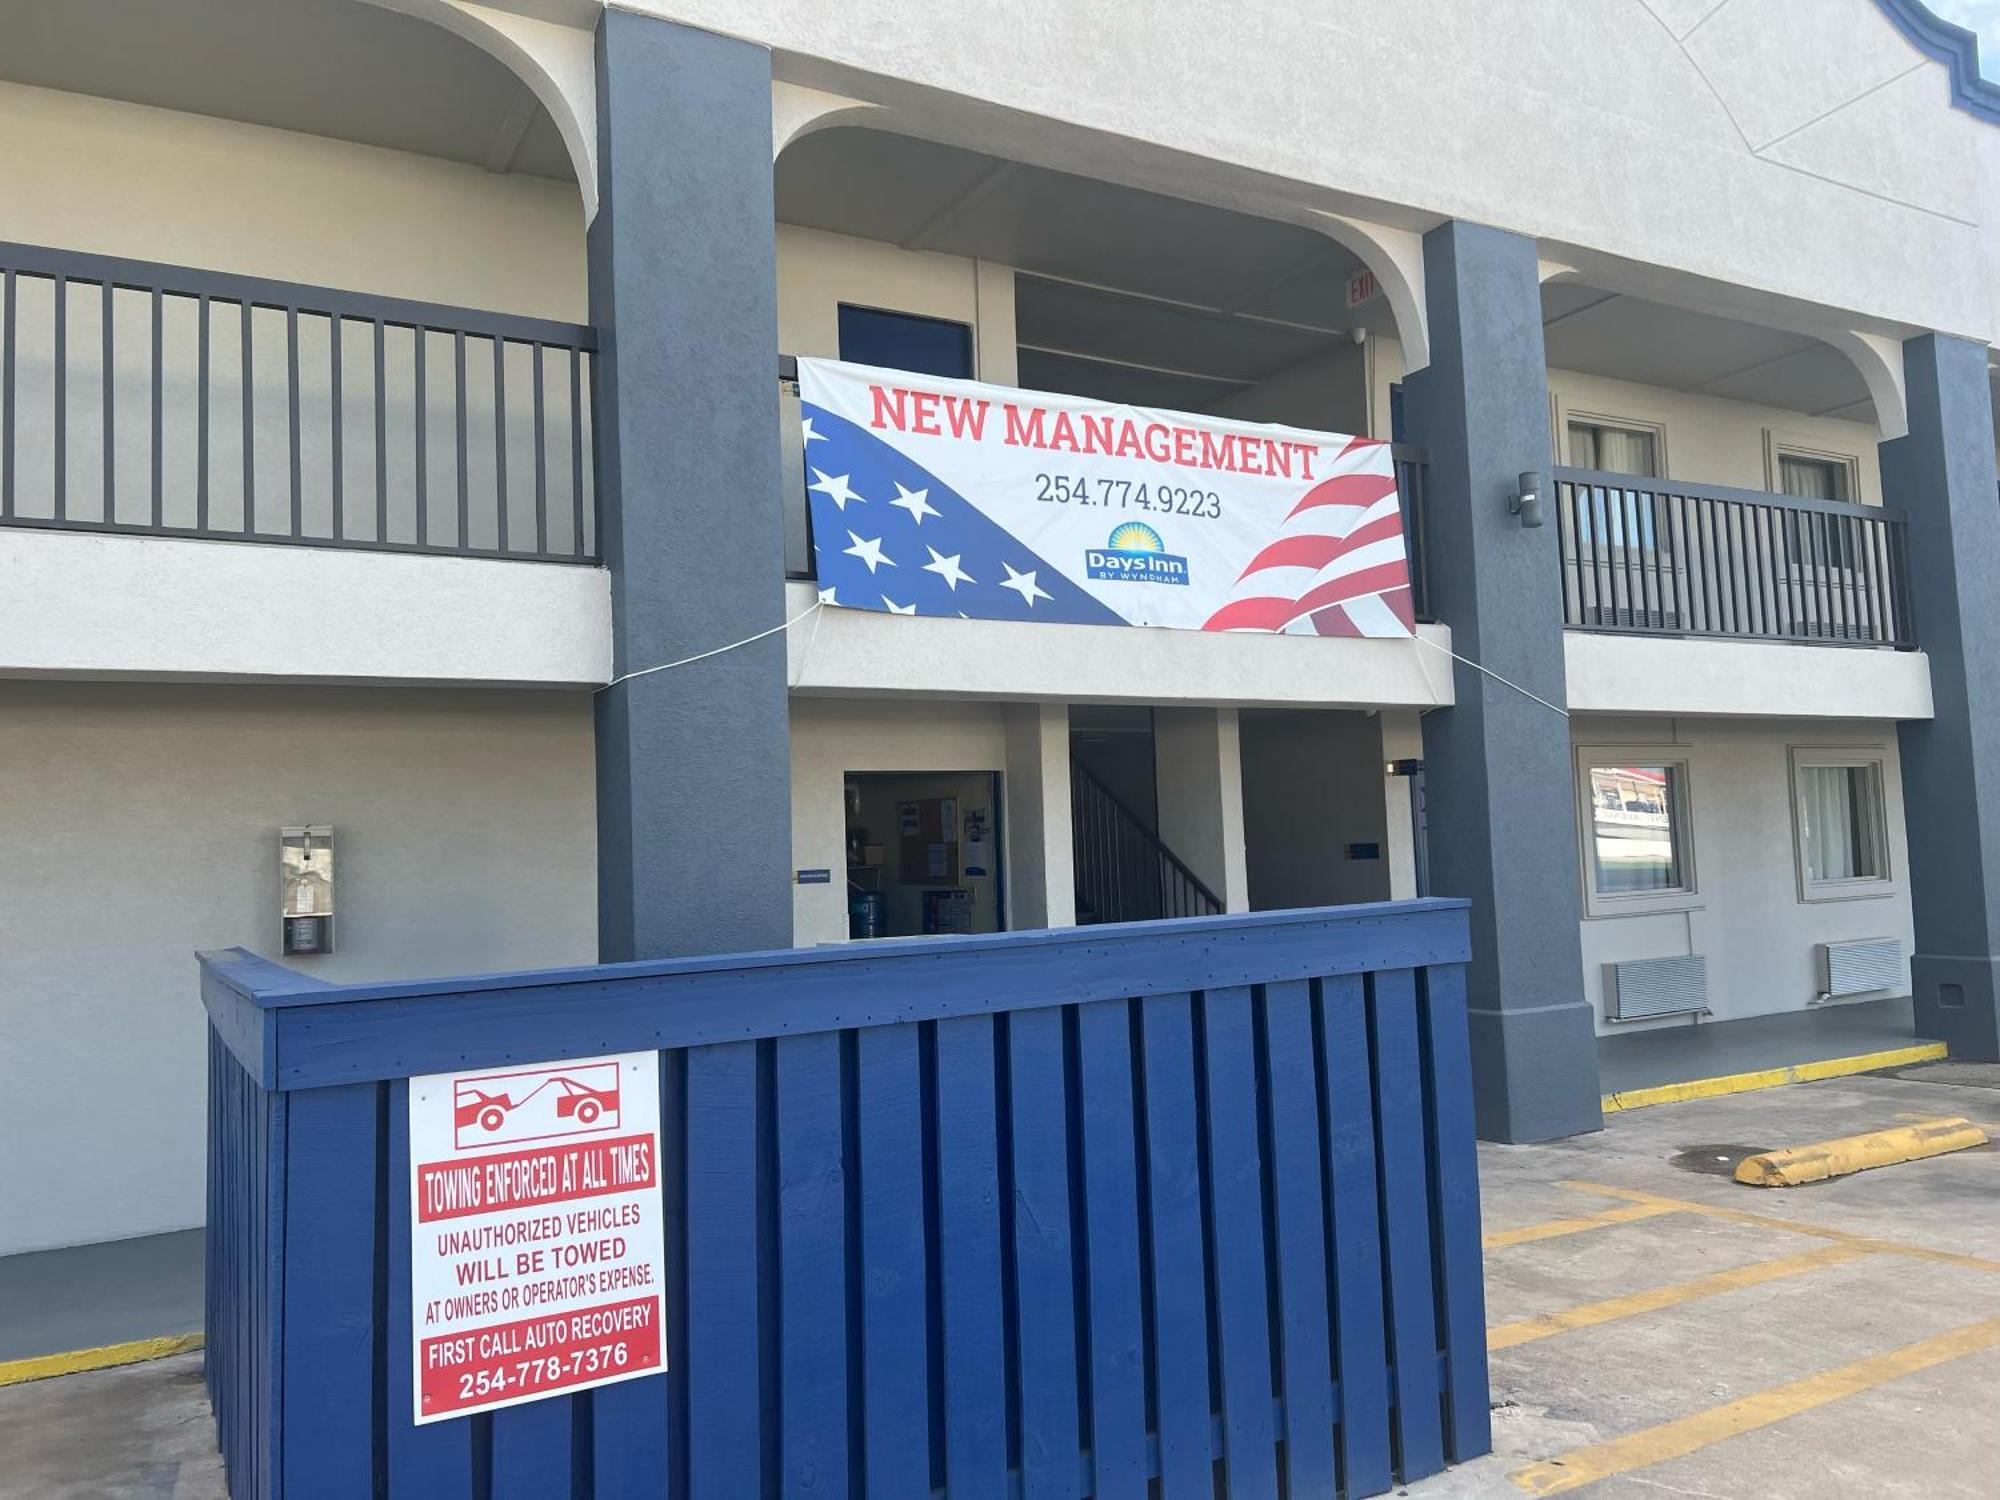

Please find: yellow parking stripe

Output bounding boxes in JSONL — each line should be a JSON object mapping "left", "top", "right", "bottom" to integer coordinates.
{"left": 1598, "top": 1042, "right": 1947, "bottom": 1114}
{"left": 1487, "top": 1243, "right": 1869, "bottom": 1351}
{"left": 0, "top": 1333, "right": 204, "bottom": 1388}
{"left": 1482, "top": 1200, "right": 1681, "bottom": 1250}
{"left": 1563, "top": 1181, "right": 2000, "bottom": 1275}
{"left": 1510, "top": 1315, "right": 2000, "bottom": 1494}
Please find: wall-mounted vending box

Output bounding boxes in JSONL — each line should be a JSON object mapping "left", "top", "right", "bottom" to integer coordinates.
{"left": 280, "top": 825, "right": 334, "bottom": 956}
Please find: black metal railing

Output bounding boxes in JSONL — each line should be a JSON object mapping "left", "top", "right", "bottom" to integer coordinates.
{"left": 1071, "top": 756, "right": 1223, "bottom": 924}
{"left": 1554, "top": 468, "right": 1913, "bottom": 648}
{"left": 0, "top": 241, "right": 597, "bottom": 562}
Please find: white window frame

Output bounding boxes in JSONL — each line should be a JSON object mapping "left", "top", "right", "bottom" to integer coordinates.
{"left": 1559, "top": 407, "right": 1669, "bottom": 478}
{"left": 1789, "top": 746, "right": 1896, "bottom": 903}
{"left": 1762, "top": 433, "right": 1862, "bottom": 504}
{"left": 1574, "top": 746, "right": 1698, "bottom": 918}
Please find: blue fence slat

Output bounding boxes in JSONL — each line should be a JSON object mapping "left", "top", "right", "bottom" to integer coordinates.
{"left": 1369, "top": 969, "right": 1445, "bottom": 1482}
{"left": 491, "top": 1397, "right": 576, "bottom": 1500}
{"left": 684, "top": 1041, "right": 764, "bottom": 1498}
{"left": 1319, "top": 974, "right": 1391, "bottom": 1496}
{"left": 1419, "top": 965, "right": 1491, "bottom": 1461}
{"left": 1004, "top": 1007, "right": 1081, "bottom": 1499}
{"left": 593, "top": 1050, "right": 673, "bottom": 1495}
{"left": 1137, "top": 995, "right": 1214, "bottom": 1500}
{"left": 857, "top": 1025, "right": 932, "bottom": 1500}
{"left": 199, "top": 900, "right": 1484, "bottom": 1500}
{"left": 280, "top": 1083, "right": 380, "bottom": 1499}
{"left": 385, "top": 1079, "right": 474, "bottom": 1498}
{"left": 1197, "top": 988, "right": 1278, "bottom": 1500}
{"left": 934, "top": 1016, "right": 1008, "bottom": 1499}
{"left": 774, "top": 1031, "right": 849, "bottom": 1496}
{"left": 1260, "top": 980, "right": 1337, "bottom": 1497}
{"left": 1073, "top": 1000, "right": 1148, "bottom": 1500}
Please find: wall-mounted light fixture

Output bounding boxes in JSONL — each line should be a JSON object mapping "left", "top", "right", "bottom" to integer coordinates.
{"left": 1509, "top": 471, "right": 1544, "bottom": 529}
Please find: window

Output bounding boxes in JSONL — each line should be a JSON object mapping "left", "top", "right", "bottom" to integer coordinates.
{"left": 1792, "top": 750, "right": 1891, "bottom": 897}
{"left": 1777, "top": 452, "right": 1851, "bottom": 503}
{"left": 1568, "top": 419, "right": 1660, "bottom": 477}
{"left": 837, "top": 305, "right": 974, "bottom": 380}
{"left": 1577, "top": 754, "right": 1694, "bottom": 911}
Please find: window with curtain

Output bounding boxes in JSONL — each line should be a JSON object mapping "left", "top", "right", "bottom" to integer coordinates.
{"left": 1777, "top": 452, "right": 1858, "bottom": 569}
{"left": 1777, "top": 453, "right": 1851, "bottom": 502}
{"left": 1584, "top": 763, "right": 1687, "bottom": 896}
{"left": 1569, "top": 421, "right": 1659, "bottom": 477}
{"left": 1795, "top": 759, "right": 1887, "bottom": 888}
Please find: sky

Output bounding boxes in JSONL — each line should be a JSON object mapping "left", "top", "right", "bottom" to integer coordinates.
{"left": 1925, "top": 0, "right": 2000, "bottom": 76}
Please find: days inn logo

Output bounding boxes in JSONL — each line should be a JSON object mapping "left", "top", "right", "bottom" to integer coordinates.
{"left": 1085, "top": 522, "right": 1190, "bottom": 586}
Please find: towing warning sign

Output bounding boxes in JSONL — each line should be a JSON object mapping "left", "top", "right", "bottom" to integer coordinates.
{"left": 408, "top": 1052, "right": 666, "bottom": 1423}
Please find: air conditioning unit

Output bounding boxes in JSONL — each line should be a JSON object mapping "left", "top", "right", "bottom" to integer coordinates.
{"left": 1817, "top": 938, "right": 1903, "bottom": 1001}
{"left": 1604, "top": 954, "right": 1709, "bottom": 1022}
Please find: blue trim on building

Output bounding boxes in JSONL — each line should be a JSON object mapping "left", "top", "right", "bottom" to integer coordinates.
{"left": 1874, "top": 0, "right": 2000, "bottom": 125}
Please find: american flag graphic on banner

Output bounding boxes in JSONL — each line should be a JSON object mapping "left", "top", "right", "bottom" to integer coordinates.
{"left": 1202, "top": 437, "right": 1415, "bottom": 637}
{"left": 797, "top": 358, "right": 1413, "bottom": 640}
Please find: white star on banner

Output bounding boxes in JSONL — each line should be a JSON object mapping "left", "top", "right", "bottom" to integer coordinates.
{"left": 817, "top": 586, "right": 838, "bottom": 605}
{"left": 883, "top": 597, "right": 919, "bottom": 615}
{"left": 809, "top": 469, "right": 863, "bottom": 511}
{"left": 889, "top": 483, "right": 939, "bottom": 525}
{"left": 843, "top": 531, "right": 894, "bottom": 573}
{"left": 923, "top": 546, "right": 974, "bottom": 591}
{"left": 998, "top": 561, "right": 1052, "bottom": 607}
{"left": 800, "top": 416, "right": 827, "bottom": 444}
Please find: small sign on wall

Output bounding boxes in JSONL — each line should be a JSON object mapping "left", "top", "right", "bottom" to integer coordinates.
{"left": 407, "top": 1052, "right": 666, "bottom": 1422}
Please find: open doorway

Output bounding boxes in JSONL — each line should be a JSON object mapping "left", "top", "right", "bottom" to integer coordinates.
{"left": 844, "top": 772, "right": 1003, "bottom": 938}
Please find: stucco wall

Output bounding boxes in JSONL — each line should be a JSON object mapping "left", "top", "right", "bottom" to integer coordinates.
{"left": 1240, "top": 710, "right": 1395, "bottom": 910}
{"left": 0, "top": 79, "right": 585, "bottom": 317}
{"left": 1572, "top": 714, "right": 1915, "bottom": 1034}
{"left": 1370, "top": 335, "right": 1886, "bottom": 496}
{"left": 0, "top": 682, "right": 599, "bottom": 1255}
{"left": 636, "top": 0, "right": 1995, "bottom": 345}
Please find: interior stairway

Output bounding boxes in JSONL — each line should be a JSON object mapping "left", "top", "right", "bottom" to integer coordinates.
{"left": 1071, "top": 756, "right": 1223, "bottom": 924}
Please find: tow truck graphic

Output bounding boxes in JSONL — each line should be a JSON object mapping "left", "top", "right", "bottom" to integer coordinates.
{"left": 451, "top": 1061, "right": 622, "bottom": 1149}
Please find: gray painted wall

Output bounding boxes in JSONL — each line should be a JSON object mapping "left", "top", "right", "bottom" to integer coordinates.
{"left": 589, "top": 12, "right": 793, "bottom": 959}
{"left": 1403, "top": 221, "right": 1603, "bottom": 1143}
{"left": 1241, "top": 711, "right": 1393, "bottom": 911}
{"left": 1887, "top": 333, "right": 2000, "bottom": 1057}
{"left": 0, "top": 682, "right": 598, "bottom": 1255}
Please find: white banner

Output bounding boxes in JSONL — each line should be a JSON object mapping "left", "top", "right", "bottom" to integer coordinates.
{"left": 798, "top": 357, "right": 1413, "bottom": 637}
{"left": 408, "top": 1052, "right": 665, "bottom": 1423}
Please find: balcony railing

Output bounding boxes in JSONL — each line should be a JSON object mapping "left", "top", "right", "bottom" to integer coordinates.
{"left": 0, "top": 242, "right": 597, "bottom": 562}
{"left": 1553, "top": 468, "right": 1913, "bottom": 649}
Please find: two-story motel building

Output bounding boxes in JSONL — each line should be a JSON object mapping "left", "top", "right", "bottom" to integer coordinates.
{"left": 4, "top": 0, "right": 2000, "bottom": 1311}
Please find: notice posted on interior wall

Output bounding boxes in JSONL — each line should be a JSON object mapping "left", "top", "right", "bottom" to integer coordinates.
{"left": 408, "top": 1051, "right": 665, "bottom": 1423}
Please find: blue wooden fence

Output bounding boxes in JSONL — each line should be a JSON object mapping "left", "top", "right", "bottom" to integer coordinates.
{"left": 202, "top": 900, "right": 1488, "bottom": 1498}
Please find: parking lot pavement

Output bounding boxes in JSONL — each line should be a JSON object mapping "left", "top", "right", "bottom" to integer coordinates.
{"left": 5, "top": 1063, "right": 1997, "bottom": 1499}
{"left": 1426, "top": 1061, "right": 2000, "bottom": 1497}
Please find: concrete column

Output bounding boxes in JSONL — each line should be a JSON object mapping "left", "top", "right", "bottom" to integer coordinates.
{"left": 589, "top": 13, "right": 791, "bottom": 960}
{"left": 1885, "top": 333, "right": 2000, "bottom": 1059}
{"left": 1002, "top": 702, "right": 1075, "bottom": 929}
{"left": 1153, "top": 707, "right": 1249, "bottom": 912}
{"left": 1381, "top": 711, "right": 1424, "bottom": 902}
{"left": 1402, "top": 221, "right": 1602, "bottom": 1142}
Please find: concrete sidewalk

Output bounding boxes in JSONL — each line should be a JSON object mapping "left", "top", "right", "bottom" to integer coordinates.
{"left": 5, "top": 1062, "right": 1996, "bottom": 1498}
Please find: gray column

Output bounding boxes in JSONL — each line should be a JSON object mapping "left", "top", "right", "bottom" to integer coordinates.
{"left": 590, "top": 13, "right": 792, "bottom": 960}
{"left": 1886, "top": 334, "right": 2000, "bottom": 1059}
{"left": 1402, "top": 221, "right": 1602, "bottom": 1142}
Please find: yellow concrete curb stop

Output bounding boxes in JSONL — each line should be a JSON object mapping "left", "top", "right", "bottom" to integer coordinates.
{"left": 1599, "top": 1041, "right": 1947, "bottom": 1115}
{"left": 1734, "top": 1116, "right": 1989, "bottom": 1187}
{"left": 0, "top": 1333, "right": 204, "bottom": 1389}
